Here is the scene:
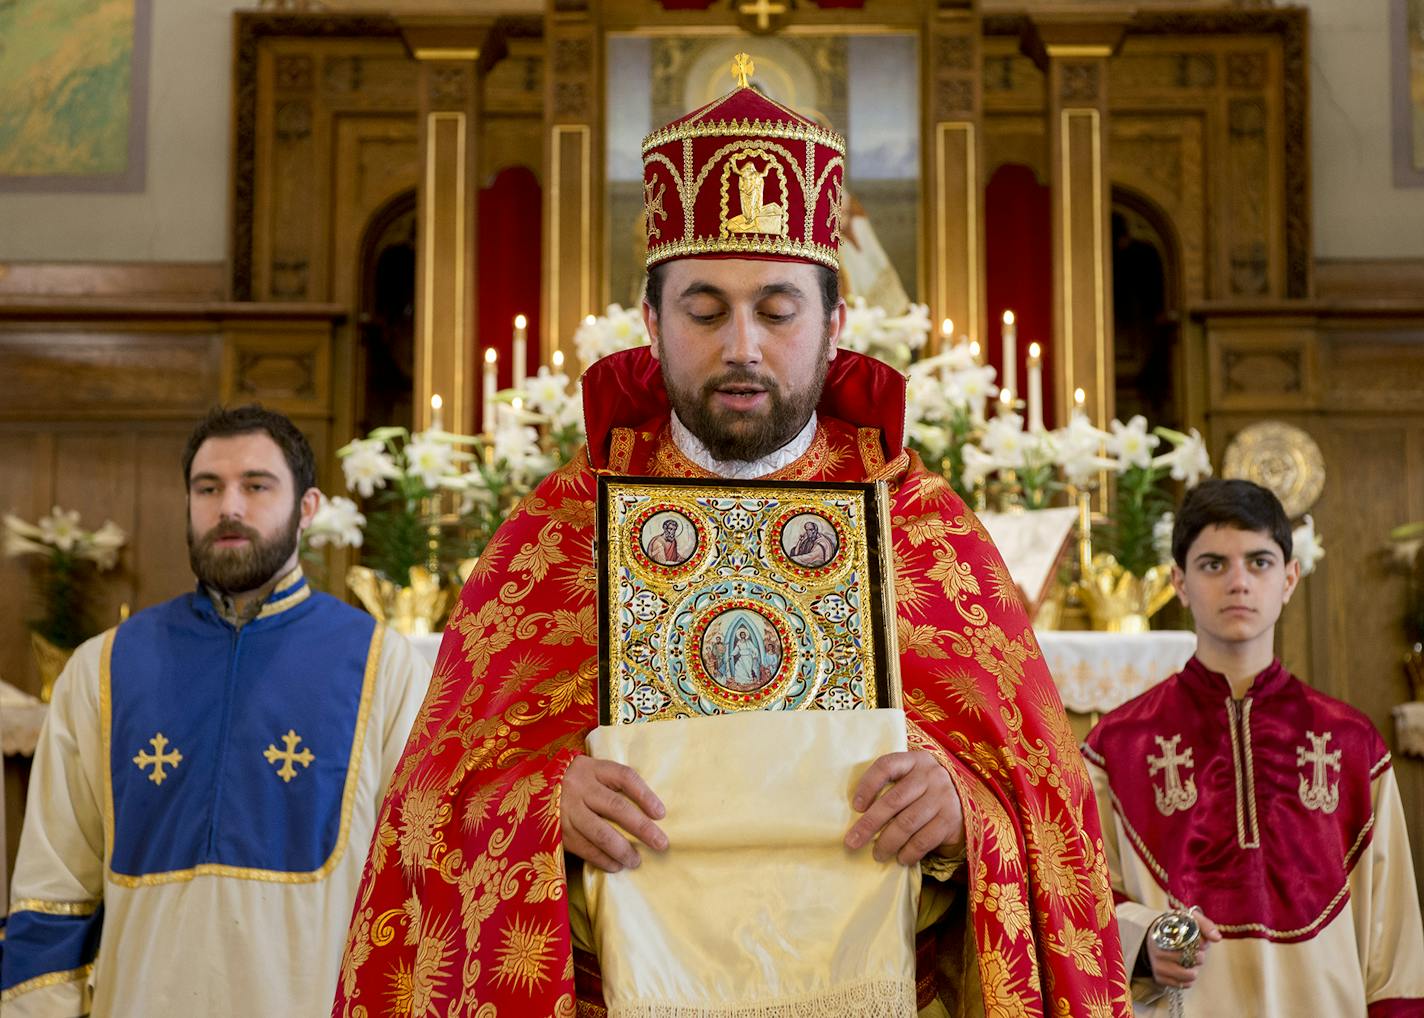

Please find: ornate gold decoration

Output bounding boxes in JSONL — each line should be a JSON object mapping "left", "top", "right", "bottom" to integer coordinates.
{"left": 347, "top": 564, "right": 463, "bottom": 636}
{"left": 642, "top": 116, "right": 845, "bottom": 158}
{"left": 264, "top": 729, "right": 316, "bottom": 783}
{"left": 133, "top": 733, "right": 183, "bottom": 786}
{"left": 731, "top": 52, "right": 755, "bottom": 89}
{"left": 720, "top": 150, "right": 789, "bottom": 237}
{"left": 825, "top": 176, "right": 847, "bottom": 242}
{"left": 30, "top": 630, "right": 74, "bottom": 704}
{"left": 1073, "top": 553, "right": 1174, "bottom": 633}
{"left": 643, "top": 179, "right": 666, "bottom": 241}
{"left": 1221, "top": 421, "right": 1325, "bottom": 518}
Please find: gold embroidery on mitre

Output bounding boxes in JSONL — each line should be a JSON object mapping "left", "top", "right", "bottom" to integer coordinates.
{"left": 643, "top": 179, "right": 667, "bottom": 242}
{"left": 133, "top": 733, "right": 183, "bottom": 786}
{"left": 721, "top": 149, "right": 789, "bottom": 238}
{"left": 1296, "top": 730, "right": 1341, "bottom": 814}
{"left": 826, "top": 175, "right": 848, "bottom": 242}
{"left": 1147, "top": 733, "right": 1197, "bottom": 816}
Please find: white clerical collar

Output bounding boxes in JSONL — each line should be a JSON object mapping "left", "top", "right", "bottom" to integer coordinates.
{"left": 669, "top": 410, "right": 818, "bottom": 479}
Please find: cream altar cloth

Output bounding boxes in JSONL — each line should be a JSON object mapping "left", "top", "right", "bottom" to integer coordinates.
{"left": 1, "top": 680, "right": 46, "bottom": 757}
{"left": 584, "top": 708, "right": 919, "bottom": 1018}
{"left": 1035, "top": 630, "right": 1196, "bottom": 714}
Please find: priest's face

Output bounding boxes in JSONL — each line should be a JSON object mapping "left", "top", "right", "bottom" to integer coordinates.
{"left": 1171, "top": 524, "right": 1300, "bottom": 654}
{"left": 186, "top": 432, "right": 318, "bottom": 594}
{"left": 644, "top": 258, "right": 845, "bottom": 462}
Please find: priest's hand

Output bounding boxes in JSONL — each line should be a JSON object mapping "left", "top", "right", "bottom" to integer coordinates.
{"left": 1146, "top": 910, "right": 1222, "bottom": 990}
{"left": 844, "top": 750, "right": 965, "bottom": 865}
{"left": 560, "top": 756, "right": 668, "bottom": 873}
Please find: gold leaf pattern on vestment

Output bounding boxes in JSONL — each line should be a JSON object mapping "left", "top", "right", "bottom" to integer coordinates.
{"left": 531, "top": 660, "right": 597, "bottom": 718}
{"left": 509, "top": 526, "right": 569, "bottom": 584}
{"left": 978, "top": 944, "right": 1031, "bottom": 1018}
{"left": 1045, "top": 916, "right": 1103, "bottom": 976}
{"left": 410, "top": 911, "right": 458, "bottom": 1016}
{"left": 398, "top": 785, "right": 451, "bottom": 877}
{"left": 927, "top": 548, "right": 981, "bottom": 604}
{"left": 499, "top": 773, "right": 547, "bottom": 824}
{"left": 983, "top": 882, "right": 1032, "bottom": 942}
{"left": 904, "top": 687, "right": 948, "bottom": 723}
{"left": 1028, "top": 801, "right": 1087, "bottom": 913}
{"left": 897, "top": 616, "right": 952, "bottom": 660}
{"left": 461, "top": 783, "right": 500, "bottom": 834}
{"left": 891, "top": 542, "right": 933, "bottom": 616}
{"left": 522, "top": 851, "right": 566, "bottom": 903}
{"left": 540, "top": 606, "right": 598, "bottom": 647}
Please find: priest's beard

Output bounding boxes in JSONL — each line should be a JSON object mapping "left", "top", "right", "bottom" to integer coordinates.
{"left": 188, "top": 505, "right": 301, "bottom": 595}
{"left": 661, "top": 331, "right": 831, "bottom": 462}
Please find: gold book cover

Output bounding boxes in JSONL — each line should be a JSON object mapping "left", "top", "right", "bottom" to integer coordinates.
{"left": 596, "top": 476, "right": 900, "bottom": 725}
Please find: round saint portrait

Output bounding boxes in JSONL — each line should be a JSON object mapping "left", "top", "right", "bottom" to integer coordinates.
{"left": 637, "top": 510, "right": 698, "bottom": 568}
{"left": 698, "top": 606, "right": 785, "bottom": 695}
{"left": 778, "top": 512, "right": 840, "bottom": 570}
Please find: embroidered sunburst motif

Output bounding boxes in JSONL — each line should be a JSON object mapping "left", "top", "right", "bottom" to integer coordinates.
{"left": 986, "top": 559, "right": 1020, "bottom": 611}
{"left": 410, "top": 913, "right": 457, "bottom": 1015}
{"left": 388, "top": 960, "right": 415, "bottom": 1015}
{"left": 492, "top": 917, "right": 561, "bottom": 994}
{"left": 977, "top": 946, "right": 1031, "bottom": 1018}
{"left": 891, "top": 543, "right": 933, "bottom": 615}
{"left": 1028, "top": 803, "right": 1086, "bottom": 912}
{"left": 461, "top": 783, "right": 500, "bottom": 833}
{"left": 937, "top": 669, "right": 988, "bottom": 717}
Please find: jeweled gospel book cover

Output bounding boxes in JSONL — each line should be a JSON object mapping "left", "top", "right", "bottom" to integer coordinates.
{"left": 596, "top": 476, "right": 900, "bottom": 725}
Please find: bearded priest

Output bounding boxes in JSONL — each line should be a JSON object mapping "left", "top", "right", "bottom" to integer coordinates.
{"left": 333, "top": 56, "right": 1131, "bottom": 1018}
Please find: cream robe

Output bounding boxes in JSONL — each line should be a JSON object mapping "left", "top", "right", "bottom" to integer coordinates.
{"left": 1088, "top": 760, "right": 1424, "bottom": 1017}
{"left": 3, "top": 625, "right": 430, "bottom": 1017}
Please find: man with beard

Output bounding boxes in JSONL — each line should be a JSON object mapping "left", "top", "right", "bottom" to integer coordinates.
{"left": 1, "top": 405, "right": 429, "bottom": 1017}
{"left": 334, "top": 57, "right": 1128, "bottom": 1018}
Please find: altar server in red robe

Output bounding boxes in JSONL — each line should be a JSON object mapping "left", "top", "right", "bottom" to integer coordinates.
{"left": 1084, "top": 479, "right": 1424, "bottom": 1016}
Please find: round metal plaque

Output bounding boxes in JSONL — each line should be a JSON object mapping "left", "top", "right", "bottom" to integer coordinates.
{"left": 1221, "top": 421, "right": 1325, "bottom": 518}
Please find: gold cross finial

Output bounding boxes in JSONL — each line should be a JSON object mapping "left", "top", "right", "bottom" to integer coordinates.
{"left": 731, "top": 52, "right": 755, "bottom": 89}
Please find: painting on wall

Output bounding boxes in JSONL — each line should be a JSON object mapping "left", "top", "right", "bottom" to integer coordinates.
{"left": 1394, "top": 0, "right": 1424, "bottom": 186}
{"left": 0, "top": 0, "right": 150, "bottom": 192}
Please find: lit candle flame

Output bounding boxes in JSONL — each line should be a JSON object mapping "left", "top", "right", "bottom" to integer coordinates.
{"left": 1028, "top": 342, "right": 1041, "bottom": 360}
{"left": 940, "top": 318, "right": 953, "bottom": 337}
{"left": 1074, "top": 387, "right": 1086, "bottom": 407}
{"left": 430, "top": 393, "right": 442, "bottom": 412}
{"left": 514, "top": 314, "right": 527, "bottom": 330}
{"left": 969, "top": 340, "right": 981, "bottom": 358}
{"left": 1003, "top": 310, "right": 1015, "bottom": 326}
{"left": 552, "top": 350, "right": 565, "bottom": 370}
{"left": 484, "top": 347, "right": 497, "bottom": 364}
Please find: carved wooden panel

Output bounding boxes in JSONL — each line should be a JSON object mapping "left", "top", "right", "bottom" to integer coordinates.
{"left": 1207, "top": 325, "right": 1318, "bottom": 411}
{"left": 1109, "top": 114, "right": 1206, "bottom": 302}
{"left": 222, "top": 327, "right": 332, "bottom": 414}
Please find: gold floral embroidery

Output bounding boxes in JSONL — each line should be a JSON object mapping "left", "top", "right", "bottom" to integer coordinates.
{"left": 977, "top": 945, "right": 1031, "bottom": 1018}
{"left": 983, "top": 882, "right": 1032, "bottom": 942}
{"left": 410, "top": 911, "right": 457, "bottom": 1015}
{"left": 492, "top": 917, "right": 561, "bottom": 994}
{"left": 896, "top": 616, "right": 951, "bottom": 660}
{"left": 937, "top": 669, "right": 989, "bottom": 718}
{"left": 1044, "top": 916, "right": 1103, "bottom": 976}
{"left": 1028, "top": 801, "right": 1086, "bottom": 913}
{"left": 904, "top": 687, "right": 948, "bottom": 722}
{"left": 398, "top": 785, "right": 451, "bottom": 877}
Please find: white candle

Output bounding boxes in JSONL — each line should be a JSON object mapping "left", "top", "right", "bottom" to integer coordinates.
{"left": 1001, "top": 310, "right": 1017, "bottom": 401}
{"left": 430, "top": 393, "right": 444, "bottom": 432}
{"left": 1027, "top": 342, "right": 1043, "bottom": 432}
{"left": 998, "top": 388, "right": 1013, "bottom": 418}
{"left": 968, "top": 339, "right": 981, "bottom": 364}
{"left": 482, "top": 347, "right": 498, "bottom": 434}
{"left": 551, "top": 349, "right": 565, "bottom": 372}
{"left": 1074, "top": 386, "right": 1086, "bottom": 421}
{"left": 513, "top": 314, "right": 528, "bottom": 390}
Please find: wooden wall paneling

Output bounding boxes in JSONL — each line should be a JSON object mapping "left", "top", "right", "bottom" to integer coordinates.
{"left": 0, "top": 326, "right": 222, "bottom": 421}
{"left": 132, "top": 429, "right": 196, "bottom": 611}
{"left": 270, "top": 42, "right": 326, "bottom": 302}
{"left": 0, "top": 430, "right": 46, "bottom": 692}
{"left": 51, "top": 430, "right": 140, "bottom": 637}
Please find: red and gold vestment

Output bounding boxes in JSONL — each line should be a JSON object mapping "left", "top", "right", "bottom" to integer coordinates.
{"left": 333, "top": 349, "right": 1131, "bottom": 1018}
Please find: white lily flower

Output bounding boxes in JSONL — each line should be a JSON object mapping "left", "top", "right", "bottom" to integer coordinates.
{"left": 908, "top": 422, "right": 949, "bottom": 461}
{"left": 1292, "top": 515, "right": 1325, "bottom": 576}
{"left": 39, "top": 507, "right": 83, "bottom": 553}
{"left": 981, "top": 412, "right": 1028, "bottom": 468}
{"left": 523, "top": 367, "right": 571, "bottom": 415}
{"left": 1053, "top": 416, "right": 1115, "bottom": 486}
{"left": 1153, "top": 427, "right": 1213, "bottom": 487}
{"left": 1107, "top": 415, "right": 1160, "bottom": 471}
{"left": 404, "top": 434, "right": 460, "bottom": 490}
{"left": 1154, "top": 512, "right": 1176, "bottom": 565}
{"left": 82, "top": 520, "right": 129, "bottom": 570}
{"left": 961, "top": 443, "right": 997, "bottom": 489}
{"left": 306, "top": 493, "right": 366, "bottom": 549}
{"left": 340, "top": 439, "right": 402, "bottom": 497}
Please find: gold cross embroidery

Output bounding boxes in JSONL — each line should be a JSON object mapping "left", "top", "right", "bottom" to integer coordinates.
{"left": 731, "top": 52, "right": 756, "bottom": 89}
{"left": 826, "top": 177, "right": 847, "bottom": 241}
{"left": 133, "top": 733, "right": 183, "bottom": 786}
{"left": 643, "top": 179, "right": 667, "bottom": 241}
{"left": 263, "top": 729, "right": 315, "bottom": 783}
